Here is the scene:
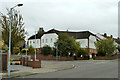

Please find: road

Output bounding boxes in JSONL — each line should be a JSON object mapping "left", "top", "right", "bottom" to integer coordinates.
{"left": 18, "top": 60, "right": 119, "bottom": 78}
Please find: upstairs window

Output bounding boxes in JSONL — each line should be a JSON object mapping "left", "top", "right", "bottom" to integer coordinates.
{"left": 46, "top": 39, "right": 47, "bottom": 43}
{"left": 51, "top": 38, "right": 52, "bottom": 42}
{"left": 37, "top": 40, "right": 39, "bottom": 43}
{"left": 43, "top": 39, "right": 44, "bottom": 43}
{"left": 55, "top": 38, "right": 57, "bottom": 42}
{"left": 33, "top": 41, "right": 35, "bottom": 43}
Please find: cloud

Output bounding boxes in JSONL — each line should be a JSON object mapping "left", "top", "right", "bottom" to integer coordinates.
{"left": 0, "top": 0, "right": 119, "bottom": 39}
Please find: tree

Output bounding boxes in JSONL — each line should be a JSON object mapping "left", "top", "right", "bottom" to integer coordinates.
{"left": 28, "top": 45, "right": 35, "bottom": 53}
{"left": 95, "top": 38, "right": 117, "bottom": 56}
{"left": 41, "top": 45, "right": 52, "bottom": 56}
{"left": 55, "top": 33, "right": 80, "bottom": 56}
{"left": 0, "top": 8, "right": 27, "bottom": 54}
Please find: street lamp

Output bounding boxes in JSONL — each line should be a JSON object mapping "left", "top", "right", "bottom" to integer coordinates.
{"left": 35, "top": 31, "right": 37, "bottom": 61}
{"left": 8, "top": 4, "right": 23, "bottom": 76}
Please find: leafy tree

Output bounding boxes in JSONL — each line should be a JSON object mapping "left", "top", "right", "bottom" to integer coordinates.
{"left": 95, "top": 38, "right": 117, "bottom": 56}
{"left": 0, "top": 9, "right": 27, "bottom": 54}
{"left": 41, "top": 45, "right": 52, "bottom": 56}
{"left": 55, "top": 33, "right": 80, "bottom": 56}
{"left": 28, "top": 45, "right": 35, "bottom": 53}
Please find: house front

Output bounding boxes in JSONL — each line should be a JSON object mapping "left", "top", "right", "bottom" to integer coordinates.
{"left": 41, "top": 29, "right": 98, "bottom": 55}
{"left": 28, "top": 28, "right": 44, "bottom": 53}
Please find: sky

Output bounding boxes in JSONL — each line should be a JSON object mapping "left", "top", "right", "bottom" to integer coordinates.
{"left": 0, "top": 0, "right": 119, "bottom": 41}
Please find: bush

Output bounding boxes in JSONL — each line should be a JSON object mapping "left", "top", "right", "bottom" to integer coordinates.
{"left": 28, "top": 45, "right": 35, "bottom": 53}
{"left": 51, "top": 48, "right": 56, "bottom": 56}
{"left": 21, "top": 48, "right": 26, "bottom": 53}
{"left": 10, "top": 58, "right": 13, "bottom": 64}
{"left": 41, "top": 45, "right": 52, "bottom": 56}
{"left": 76, "top": 48, "right": 89, "bottom": 58}
{"left": 13, "top": 47, "right": 20, "bottom": 54}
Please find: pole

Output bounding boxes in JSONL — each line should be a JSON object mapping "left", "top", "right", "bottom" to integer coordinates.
{"left": 26, "top": 49, "right": 27, "bottom": 57}
{"left": 8, "top": 8, "right": 12, "bottom": 76}
{"left": 7, "top": 3, "right": 23, "bottom": 76}
{"left": 35, "top": 31, "right": 36, "bottom": 61}
{"left": 56, "top": 44, "right": 58, "bottom": 60}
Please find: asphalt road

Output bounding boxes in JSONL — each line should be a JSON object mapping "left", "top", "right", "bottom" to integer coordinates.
{"left": 18, "top": 60, "right": 119, "bottom": 78}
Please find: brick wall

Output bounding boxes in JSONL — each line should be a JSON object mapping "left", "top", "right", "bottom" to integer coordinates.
{"left": 95, "top": 54, "right": 120, "bottom": 60}
{"left": 20, "top": 55, "right": 41, "bottom": 68}
{"left": 20, "top": 53, "right": 89, "bottom": 61}
{"left": 20, "top": 53, "right": 120, "bottom": 61}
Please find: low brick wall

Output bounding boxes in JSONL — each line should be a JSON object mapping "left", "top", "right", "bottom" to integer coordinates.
{"left": 20, "top": 55, "right": 41, "bottom": 68}
{"left": 27, "top": 61, "right": 33, "bottom": 67}
{"left": 76, "top": 57, "right": 89, "bottom": 60}
{"left": 94, "top": 54, "right": 120, "bottom": 60}
{"left": 59, "top": 57, "right": 74, "bottom": 61}
{"left": 20, "top": 53, "right": 74, "bottom": 61}
{"left": 20, "top": 53, "right": 120, "bottom": 61}
{"left": 32, "top": 60, "right": 41, "bottom": 68}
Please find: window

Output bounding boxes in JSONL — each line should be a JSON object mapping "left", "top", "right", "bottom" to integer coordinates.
{"left": 55, "top": 38, "right": 57, "bottom": 42}
{"left": 46, "top": 39, "right": 47, "bottom": 43}
{"left": 43, "top": 39, "right": 44, "bottom": 43}
{"left": 33, "top": 41, "right": 35, "bottom": 43}
{"left": 37, "top": 40, "right": 39, "bottom": 43}
{"left": 30, "top": 41, "right": 32, "bottom": 43}
{"left": 51, "top": 38, "right": 52, "bottom": 42}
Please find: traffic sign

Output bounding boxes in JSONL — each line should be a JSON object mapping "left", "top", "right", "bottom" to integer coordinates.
{"left": 25, "top": 45, "right": 28, "bottom": 50}
{"left": 54, "top": 46, "right": 57, "bottom": 49}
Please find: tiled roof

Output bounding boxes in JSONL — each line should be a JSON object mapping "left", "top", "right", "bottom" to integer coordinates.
{"left": 28, "top": 33, "right": 44, "bottom": 40}
{"left": 44, "top": 29, "right": 96, "bottom": 39}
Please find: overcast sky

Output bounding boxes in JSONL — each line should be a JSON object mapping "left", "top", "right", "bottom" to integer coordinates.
{"left": 0, "top": 0, "right": 119, "bottom": 40}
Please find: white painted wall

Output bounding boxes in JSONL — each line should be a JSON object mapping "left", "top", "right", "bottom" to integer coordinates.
{"left": 41, "top": 33, "right": 58, "bottom": 47}
{"left": 89, "top": 35, "right": 97, "bottom": 49}
{"left": 28, "top": 33, "right": 98, "bottom": 50}
{"left": 28, "top": 39, "right": 40, "bottom": 48}
{"left": 76, "top": 39, "right": 88, "bottom": 48}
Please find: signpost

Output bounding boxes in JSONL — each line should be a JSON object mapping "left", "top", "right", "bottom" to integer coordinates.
{"left": 25, "top": 45, "right": 28, "bottom": 56}
{"left": 54, "top": 46, "right": 58, "bottom": 60}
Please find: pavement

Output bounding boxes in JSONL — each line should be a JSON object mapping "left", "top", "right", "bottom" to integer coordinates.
{"left": 1, "top": 60, "right": 75, "bottom": 78}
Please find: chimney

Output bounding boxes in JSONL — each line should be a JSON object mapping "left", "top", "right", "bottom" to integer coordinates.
{"left": 104, "top": 33, "right": 107, "bottom": 37}
{"left": 110, "top": 35, "right": 113, "bottom": 38}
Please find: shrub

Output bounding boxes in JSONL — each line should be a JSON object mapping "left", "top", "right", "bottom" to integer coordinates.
{"left": 76, "top": 48, "right": 89, "bottom": 58}
{"left": 21, "top": 48, "right": 26, "bottom": 53}
{"left": 13, "top": 47, "right": 20, "bottom": 54}
{"left": 28, "top": 45, "right": 35, "bottom": 53}
{"left": 41, "top": 45, "right": 52, "bottom": 56}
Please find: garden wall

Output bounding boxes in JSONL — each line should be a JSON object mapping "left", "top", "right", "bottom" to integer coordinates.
{"left": 94, "top": 54, "right": 120, "bottom": 60}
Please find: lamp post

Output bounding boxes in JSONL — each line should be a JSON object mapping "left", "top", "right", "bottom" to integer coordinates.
{"left": 35, "top": 31, "right": 37, "bottom": 61}
{"left": 8, "top": 4, "right": 23, "bottom": 76}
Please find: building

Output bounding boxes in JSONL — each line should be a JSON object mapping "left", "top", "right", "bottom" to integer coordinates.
{"left": 29, "top": 29, "right": 99, "bottom": 55}
{"left": 28, "top": 28, "right": 44, "bottom": 52}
